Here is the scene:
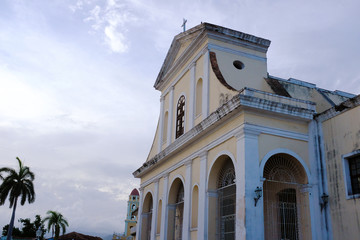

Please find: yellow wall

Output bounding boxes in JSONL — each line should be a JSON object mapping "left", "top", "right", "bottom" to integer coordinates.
{"left": 322, "top": 106, "right": 360, "bottom": 238}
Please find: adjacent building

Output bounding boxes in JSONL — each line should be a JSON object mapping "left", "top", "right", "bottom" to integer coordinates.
{"left": 133, "top": 22, "right": 360, "bottom": 240}
{"left": 113, "top": 189, "right": 139, "bottom": 240}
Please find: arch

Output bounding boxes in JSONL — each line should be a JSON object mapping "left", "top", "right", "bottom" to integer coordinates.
{"left": 207, "top": 150, "right": 236, "bottom": 190}
{"left": 191, "top": 184, "right": 199, "bottom": 229}
{"left": 207, "top": 153, "right": 236, "bottom": 240}
{"left": 167, "top": 177, "right": 185, "bottom": 240}
{"left": 195, "top": 78, "right": 203, "bottom": 117}
{"left": 262, "top": 151, "right": 312, "bottom": 240}
{"left": 163, "top": 111, "right": 168, "bottom": 144}
{"left": 141, "top": 191, "right": 153, "bottom": 240}
{"left": 260, "top": 148, "right": 311, "bottom": 183}
{"left": 176, "top": 95, "right": 186, "bottom": 139}
{"left": 168, "top": 174, "right": 185, "bottom": 198}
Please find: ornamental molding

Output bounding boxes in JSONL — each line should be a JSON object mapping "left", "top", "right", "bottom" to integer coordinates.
{"left": 134, "top": 89, "right": 314, "bottom": 179}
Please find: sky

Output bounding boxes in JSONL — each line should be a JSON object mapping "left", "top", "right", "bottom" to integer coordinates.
{"left": 0, "top": 0, "right": 359, "bottom": 238}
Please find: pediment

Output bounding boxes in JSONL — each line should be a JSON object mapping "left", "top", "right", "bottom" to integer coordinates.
{"left": 153, "top": 23, "right": 271, "bottom": 91}
{"left": 154, "top": 25, "right": 205, "bottom": 90}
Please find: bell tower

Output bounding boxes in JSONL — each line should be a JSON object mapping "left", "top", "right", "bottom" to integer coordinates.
{"left": 124, "top": 188, "right": 139, "bottom": 238}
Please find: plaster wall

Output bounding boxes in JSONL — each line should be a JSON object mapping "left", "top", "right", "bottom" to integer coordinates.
{"left": 210, "top": 48, "right": 269, "bottom": 92}
{"left": 322, "top": 106, "right": 360, "bottom": 239}
{"left": 147, "top": 121, "right": 160, "bottom": 161}
{"left": 174, "top": 39, "right": 192, "bottom": 62}
{"left": 191, "top": 157, "right": 200, "bottom": 185}
{"left": 140, "top": 112, "right": 244, "bottom": 184}
{"left": 259, "top": 134, "right": 309, "bottom": 167}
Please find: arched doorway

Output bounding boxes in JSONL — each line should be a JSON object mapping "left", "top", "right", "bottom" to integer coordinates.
{"left": 168, "top": 178, "right": 184, "bottom": 240}
{"left": 208, "top": 155, "right": 236, "bottom": 240}
{"left": 263, "top": 153, "right": 311, "bottom": 240}
{"left": 141, "top": 192, "right": 153, "bottom": 240}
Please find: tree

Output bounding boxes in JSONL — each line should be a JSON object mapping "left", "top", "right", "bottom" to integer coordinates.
{"left": 34, "top": 215, "right": 46, "bottom": 240}
{"left": 0, "top": 157, "right": 35, "bottom": 240}
{"left": 43, "top": 211, "right": 69, "bottom": 240}
{"left": 2, "top": 224, "right": 21, "bottom": 237}
{"left": 1, "top": 215, "right": 45, "bottom": 239}
{"left": 19, "top": 218, "right": 35, "bottom": 237}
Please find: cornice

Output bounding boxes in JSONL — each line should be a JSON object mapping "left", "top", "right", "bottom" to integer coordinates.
{"left": 133, "top": 89, "right": 314, "bottom": 178}
{"left": 316, "top": 94, "right": 360, "bottom": 122}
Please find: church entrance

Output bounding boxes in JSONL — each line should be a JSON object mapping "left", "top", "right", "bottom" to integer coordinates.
{"left": 217, "top": 161, "right": 236, "bottom": 240}
{"left": 263, "top": 154, "right": 312, "bottom": 240}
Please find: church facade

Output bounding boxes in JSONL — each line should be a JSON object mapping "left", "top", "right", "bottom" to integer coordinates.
{"left": 133, "top": 23, "right": 360, "bottom": 240}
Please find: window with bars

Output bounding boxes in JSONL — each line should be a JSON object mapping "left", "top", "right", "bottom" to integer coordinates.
{"left": 217, "top": 160, "right": 236, "bottom": 240}
{"left": 176, "top": 95, "right": 185, "bottom": 139}
{"left": 343, "top": 151, "right": 360, "bottom": 198}
{"left": 349, "top": 155, "right": 360, "bottom": 195}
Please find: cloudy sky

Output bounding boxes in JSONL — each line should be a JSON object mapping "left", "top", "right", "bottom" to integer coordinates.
{"left": 0, "top": 0, "right": 359, "bottom": 238}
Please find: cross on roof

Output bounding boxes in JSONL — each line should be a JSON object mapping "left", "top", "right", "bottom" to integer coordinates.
{"left": 181, "top": 18, "right": 187, "bottom": 32}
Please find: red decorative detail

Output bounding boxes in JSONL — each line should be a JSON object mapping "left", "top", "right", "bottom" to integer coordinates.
{"left": 130, "top": 188, "right": 139, "bottom": 196}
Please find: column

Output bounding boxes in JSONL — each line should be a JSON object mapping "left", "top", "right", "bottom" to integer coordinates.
{"left": 189, "top": 63, "right": 196, "bottom": 129}
{"left": 197, "top": 151, "right": 208, "bottom": 239}
{"left": 235, "top": 126, "right": 262, "bottom": 239}
{"left": 158, "top": 96, "right": 165, "bottom": 153}
{"left": 202, "top": 49, "right": 209, "bottom": 119}
{"left": 160, "top": 173, "right": 169, "bottom": 240}
{"left": 136, "top": 187, "right": 144, "bottom": 240}
{"left": 182, "top": 160, "right": 192, "bottom": 240}
{"left": 167, "top": 87, "right": 174, "bottom": 146}
{"left": 151, "top": 179, "right": 159, "bottom": 240}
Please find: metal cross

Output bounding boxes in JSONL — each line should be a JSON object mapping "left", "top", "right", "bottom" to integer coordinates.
{"left": 181, "top": 18, "right": 187, "bottom": 32}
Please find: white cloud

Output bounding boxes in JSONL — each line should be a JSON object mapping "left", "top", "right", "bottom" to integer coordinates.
{"left": 80, "top": 0, "right": 140, "bottom": 53}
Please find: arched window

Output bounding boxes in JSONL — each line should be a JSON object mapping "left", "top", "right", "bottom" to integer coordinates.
{"left": 168, "top": 178, "right": 184, "bottom": 240}
{"left": 195, "top": 78, "right": 203, "bottom": 117}
{"left": 176, "top": 95, "right": 185, "bottom": 138}
{"left": 163, "top": 111, "right": 168, "bottom": 144}
{"left": 263, "top": 153, "right": 311, "bottom": 240}
{"left": 141, "top": 193, "right": 153, "bottom": 240}
{"left": 174, "top": 185, "right": 184, "bottom": 240}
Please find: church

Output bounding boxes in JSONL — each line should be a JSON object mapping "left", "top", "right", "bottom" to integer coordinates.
{"left": 132, "top": 22, "right": 360, "bottom": 240}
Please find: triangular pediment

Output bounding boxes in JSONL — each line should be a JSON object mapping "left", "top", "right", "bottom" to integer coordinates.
{"left": 154, "top": 24, "right": 205, "bottom": 90}
{"left": 153, "top": 23, "right": 271, "bottom": 91}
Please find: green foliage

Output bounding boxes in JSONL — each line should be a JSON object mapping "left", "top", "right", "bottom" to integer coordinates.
{"left": 0, "top": 157, "right": 36, "bottom": 240}
{"left": 0, "top": 157, "right": 35, "bottom": 207}
{"left": 2, "top": 224, "right": 21, "bottom": 237}
{"left": 1, "top": 215, "right": 46, "bottom": 239}
{"left": 43, "top": 210, "right": 69, "bottom": 240}
{"left": 19, "top": 218, "right": 35, "bottom": 237}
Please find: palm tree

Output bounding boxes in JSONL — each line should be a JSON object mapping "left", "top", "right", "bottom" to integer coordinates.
{"left": 0, "top": 157, "right": 35, "bottom": 240}
{"left": 43, "top": 210, "right": 69, "bottom": 240}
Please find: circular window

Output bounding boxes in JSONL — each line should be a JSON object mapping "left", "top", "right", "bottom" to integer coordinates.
{"left": 233, "top": 60, "right": 244, "bottom": 70}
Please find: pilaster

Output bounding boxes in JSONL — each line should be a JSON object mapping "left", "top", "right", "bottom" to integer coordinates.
{"left": 182, "top": 159, "right": 192, "bottom": 240}
{"left": 189, "top": 63, "right": 196, "bottom": 129}
{"left": 197, "top": 151, "right": 208, "bottom": 239}
{"left": 160, "top": 173, "right": 169, "bottom": 240}
{"left": 158, "top": 96, "right": 165, "bottom": 153}
{"left": 167, "top": 87, "right": 174, "bottom": 146}
{"left": 151, "top": 179, "right": 159, "bottom": 240}
{"left": 202, "top": 50, "right": 209, "bottom": 119}
{"left": 235, "top": 125, "right": 262, "bottom": 239}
